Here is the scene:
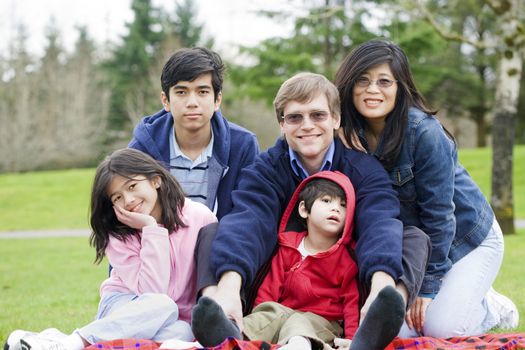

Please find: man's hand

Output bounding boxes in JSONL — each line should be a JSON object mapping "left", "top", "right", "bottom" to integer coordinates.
{"left": 406, "top": 296, "right": 432, "bottom": 333}
{"left": 360, "top": 271, "right": 397, "bottom": 323}
{"left": 113, "top": 205, "right": 157, "bottom": 229}
{"left": 208, "top": 271, "right": 244, "bottom": 331}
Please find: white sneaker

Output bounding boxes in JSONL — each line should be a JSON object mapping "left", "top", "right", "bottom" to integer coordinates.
{"left": 5, "top": 330, "right": 38, "bottom": 350}
{"left": 486, "top": 287, "right": 519, "bottom": 329}
{"left": 19, "top": 329, "right": 68, "bottom": 350}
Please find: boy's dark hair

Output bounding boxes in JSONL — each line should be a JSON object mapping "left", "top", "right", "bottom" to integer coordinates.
{"left": 89, "top": 148, "right": 187, "bottom": 264}
{"left": 299, "top": 178, "right": 345, "bottom": 214}
{"left": 161, "top": 47, "right": 225, "bottom": 102}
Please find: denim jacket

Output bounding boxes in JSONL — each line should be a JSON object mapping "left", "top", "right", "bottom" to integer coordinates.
{"left": 357, "top": 107, "right": 494, "bottom": 296}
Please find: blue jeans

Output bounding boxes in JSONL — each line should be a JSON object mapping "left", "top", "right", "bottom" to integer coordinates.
{"left": 76, "top": 292, "right": 193, "bottom": 344}
{"left": 398, "top": 219, "right": 504, "bottom": 338}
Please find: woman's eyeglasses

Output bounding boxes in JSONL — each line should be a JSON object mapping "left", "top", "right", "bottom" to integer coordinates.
{"left": 355, "top": 77, "right": 397, "bottom": 88}
{"left": 281, "top": 111, "right": 330, "bottom": 125}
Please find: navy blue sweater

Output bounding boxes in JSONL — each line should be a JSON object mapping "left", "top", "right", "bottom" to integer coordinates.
{"left": 211, "top": 137, "right": 403, "bottom": 287}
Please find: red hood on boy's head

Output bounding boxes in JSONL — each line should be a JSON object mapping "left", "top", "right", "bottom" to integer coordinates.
{"left": 279, "top": 171, "right": 356, "bottom": 246}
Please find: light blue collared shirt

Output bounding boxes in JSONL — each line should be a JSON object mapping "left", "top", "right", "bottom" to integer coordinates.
{"left": 169, "top": 126, "right": 214, "bottom": 205}
{"left": 288, "top": 141, "right": 335, "bottom": 179}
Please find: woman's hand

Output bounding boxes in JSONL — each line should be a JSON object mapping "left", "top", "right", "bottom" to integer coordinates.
{"left": 406, "top": 296, "right": 432, "bottom": 333}
{"left": 113, "top": 205, "right": 157, "bottom": 229}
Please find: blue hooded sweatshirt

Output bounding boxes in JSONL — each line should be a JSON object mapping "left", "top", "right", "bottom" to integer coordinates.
{"left": 129, "top": 108, "right": 259, "bottom": 219}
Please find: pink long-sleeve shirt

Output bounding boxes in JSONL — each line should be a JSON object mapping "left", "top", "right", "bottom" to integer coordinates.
{"left": 99, "top": 199, "right": 217, "bottom": 322}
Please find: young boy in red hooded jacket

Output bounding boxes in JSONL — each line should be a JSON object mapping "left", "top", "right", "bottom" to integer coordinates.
{"left": 192, "top": 171, "right": 404, "bottom": 350}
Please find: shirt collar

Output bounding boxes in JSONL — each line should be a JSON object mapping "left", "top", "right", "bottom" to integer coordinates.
{"left": 288, "top": 141, "right": 335, "bottom": 179}
{"left": 170, "top": 126, "right": 214, "bottom": 162}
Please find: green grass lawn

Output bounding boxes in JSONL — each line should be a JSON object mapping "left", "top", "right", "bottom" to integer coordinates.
{"left": 0, "top": 237, "right": 106, "bottom": 340}
{"left": 458, "top": 145, "right": 525, "bottom": 219}
{"left": 0, "top": 146, "right": 523, "bottom": 232}
{"left": 0, "top": 168, "right": 94, "bottom": 231}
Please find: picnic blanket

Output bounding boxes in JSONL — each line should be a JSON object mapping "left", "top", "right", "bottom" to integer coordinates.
{"left": 85, "top": 333, "right": 525, "bottom": 350}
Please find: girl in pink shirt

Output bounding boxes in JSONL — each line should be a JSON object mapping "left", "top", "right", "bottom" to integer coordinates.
{"left": 5, "top": 148, "right": 217, "bottom": 350}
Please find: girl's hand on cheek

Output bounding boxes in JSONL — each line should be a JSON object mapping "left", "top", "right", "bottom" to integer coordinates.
{"left": 113, "top": 205, "right": 157, "bottom": 229}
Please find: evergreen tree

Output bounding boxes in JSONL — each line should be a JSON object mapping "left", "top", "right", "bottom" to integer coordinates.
{"left": 104, "top": 0, "right": 164, "bottom": 130}
{"left": 172, "top": 0, "right": 204, "bottom": 47}
{"left": 229, "top": 0, "right": 375, "bottom": 106}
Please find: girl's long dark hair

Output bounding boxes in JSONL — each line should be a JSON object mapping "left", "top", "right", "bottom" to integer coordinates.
{"left": 89, "top": 148, "right": 187, "bottom": 264}
{"left": 334, "top": 39, "right": 438, "bottom": 170}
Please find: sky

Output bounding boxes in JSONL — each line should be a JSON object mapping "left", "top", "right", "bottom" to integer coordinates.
{"left": 0, "top": 0, "right": 301, "bottom": 60}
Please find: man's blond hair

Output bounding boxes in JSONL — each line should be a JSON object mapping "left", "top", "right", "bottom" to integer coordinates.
{"left": 273, "top": 72, "right": 341, "bottom": 124}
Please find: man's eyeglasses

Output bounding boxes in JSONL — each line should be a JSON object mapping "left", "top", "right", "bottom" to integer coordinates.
{"left": 281, "top": 111, "right": 330, "bottom": 125}
{"left": 355, "top": 77, "right": 397, "bottom": 88}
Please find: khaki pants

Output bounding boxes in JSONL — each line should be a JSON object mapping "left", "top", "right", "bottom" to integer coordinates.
{"left": 243, "top": 302, "right": 343, "bottom": 349}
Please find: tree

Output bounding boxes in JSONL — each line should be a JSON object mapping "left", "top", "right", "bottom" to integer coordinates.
{"left": 412, "top": 0, "right": 524, "bottom": 233}
{"left": 37, "top": 18, "right": 67, "bottom": 161}
{"left": 379, "top": 0, "right": 498, "bottom": 147}
{"left": 104, "top": 0, "right": 164, "bottom": 130}
{"left": 229, "top": 0, "right": 375, "bottom": 106}
{"left": 169, "top": 0, "right": 208, "bottom": 47}
{"left": 60, "top": 26, "right": 109, "bottom": 165}
{"left": 516, "top": 63, "right": 525, "bottom": 144}
{"left": 0, "top": 24, "right": 39, "bottom": 172}
{"left": 153, "top": 0, "right": 211, "bottom": 78}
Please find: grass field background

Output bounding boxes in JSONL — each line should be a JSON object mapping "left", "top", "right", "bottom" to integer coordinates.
{"left": 0, "top": 146, "right": 524, "bottom": 341}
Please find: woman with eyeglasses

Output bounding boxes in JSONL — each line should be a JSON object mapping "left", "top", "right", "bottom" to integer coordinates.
{"left": 334, "top": 39, "right": 518, "bottom": 338}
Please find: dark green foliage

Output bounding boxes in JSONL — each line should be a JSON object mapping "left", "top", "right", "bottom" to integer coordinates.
{"left": 380, "top": 0, "right": 498, "bottom": 146}
{"left": 103, "top": 0, "right": 164, "bottom": 130}
{"left": 171, "top": 0, "right": 206, "bottom": 47}
{"left": 227, "top": 1, "right": 376, "bottom": 107}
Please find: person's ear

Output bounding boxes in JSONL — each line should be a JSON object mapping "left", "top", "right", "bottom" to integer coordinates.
{"left": 160, "top": 92, "right": 170, "bottom": 112}
{"left": 298, "top": 201, "right": 308, "bottom": 219}
{"left": 152, "top": 176, "right": 162, "bottom": 189}
{"left": 214, "top": 91, "right": 222, "bottom": 111}
{"left": 332, "top": 112, "right": 341, "bottom": 130}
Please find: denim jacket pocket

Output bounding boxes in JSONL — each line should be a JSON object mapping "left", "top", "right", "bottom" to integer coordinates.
{"left": 390, "top": 165, "right": 416, "bottom": 202}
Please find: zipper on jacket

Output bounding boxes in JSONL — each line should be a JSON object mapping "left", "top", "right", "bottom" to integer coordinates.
{"left": 290, "top": 259, "right": 303, "bottom": 271}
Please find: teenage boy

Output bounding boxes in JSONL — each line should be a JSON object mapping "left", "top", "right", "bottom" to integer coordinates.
{"left": 197, "top": 73, "right": 430, "bottom": 346}
{"left": 129, "top": 47, "right": 259, "bottom": 219}
{"left": 193, "top": 171, "right": 405, "bottom": 350}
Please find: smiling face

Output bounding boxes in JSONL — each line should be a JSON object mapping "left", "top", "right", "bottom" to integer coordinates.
{"left": 352, "top": 62, "right": 398, "bottom": 123}
{"left": 161, "top": 72, "right": 222, "bottom": 135}
{"left": 107, "top": 175, "right": 162, "bottom": 222}
{"left": 299, "top": 194, "right": 347, "bottom": 238}
{"left": 280, "top": 93, "right": 340, "bottom": 173}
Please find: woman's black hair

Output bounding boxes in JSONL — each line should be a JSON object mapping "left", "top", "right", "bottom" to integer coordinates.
{"left": 89, "top": 148, "right": 187, "bottom": 264}
{"left": 334, "top": 39, "right": 441, "bottom": 170}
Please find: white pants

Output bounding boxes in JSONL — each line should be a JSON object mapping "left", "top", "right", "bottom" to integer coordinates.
{"left": 398, "top": 219, "right": 504, "bottom": 338}
{"left": 76, "top": 292, "right": 193, "bottom": 344}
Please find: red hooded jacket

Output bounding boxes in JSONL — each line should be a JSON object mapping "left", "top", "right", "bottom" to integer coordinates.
{"left": 254, "top": 171, "right": 360, "bottom": 339}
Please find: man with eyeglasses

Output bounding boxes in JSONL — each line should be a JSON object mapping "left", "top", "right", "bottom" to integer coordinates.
{"left": 192, "top": 72, "right": 430, "bottom": 349}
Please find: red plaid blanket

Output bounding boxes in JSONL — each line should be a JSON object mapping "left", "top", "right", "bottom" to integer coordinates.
{"left": 85, "top": 334, "right": 525, "bottom": 350}
{"left": 387, "top": 334, "right": 525, "bottom": 349}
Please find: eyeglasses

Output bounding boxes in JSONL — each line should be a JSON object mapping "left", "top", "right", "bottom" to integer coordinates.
{"left": 355, "top": 77, "right": 397, "bottom": 88}
{"left": 281, "top": 111, "right": 330, "bottom": 125}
